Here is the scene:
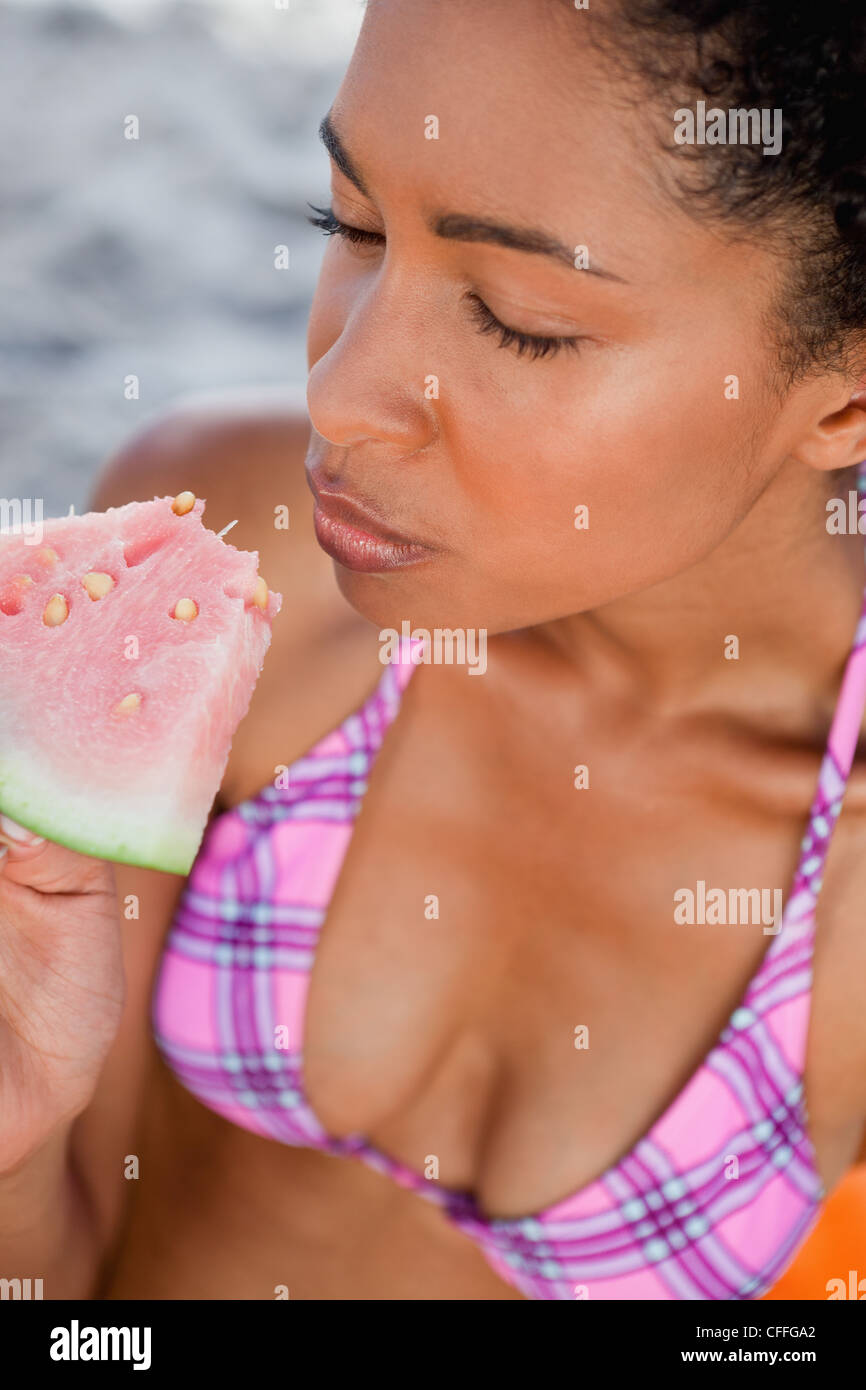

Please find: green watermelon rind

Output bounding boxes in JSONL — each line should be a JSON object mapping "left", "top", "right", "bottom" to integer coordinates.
{"left": 0, "top": 494, "right": 277, "bottom": 877}
{"left": 0, "top": 758, "right": 200, "bottom": 876}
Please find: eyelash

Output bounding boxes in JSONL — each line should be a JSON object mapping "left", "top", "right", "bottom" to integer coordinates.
{"left": 306, "top": 204, "right": 584, "bottom": 362}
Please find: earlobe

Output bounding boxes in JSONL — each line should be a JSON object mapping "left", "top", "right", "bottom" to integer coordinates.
{"left": 792, "top": 392, "right": 866, "bottom": 473}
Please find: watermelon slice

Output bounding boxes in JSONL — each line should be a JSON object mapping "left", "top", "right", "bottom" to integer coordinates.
{"left": 0, "top": 493, "right": 281, "bottom": 874}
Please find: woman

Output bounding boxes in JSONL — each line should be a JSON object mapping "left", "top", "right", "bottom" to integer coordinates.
{"left": 3, "top": 0, "right": 866, "bottom": 1301}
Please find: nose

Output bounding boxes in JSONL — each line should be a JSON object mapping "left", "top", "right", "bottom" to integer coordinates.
{"left": 306, "top": 264, "right": 438, "bottom": 454}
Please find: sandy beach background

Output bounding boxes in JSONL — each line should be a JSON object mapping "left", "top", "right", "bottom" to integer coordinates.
{"left": 0, "top": 0, "right": 363, "bottom": 515}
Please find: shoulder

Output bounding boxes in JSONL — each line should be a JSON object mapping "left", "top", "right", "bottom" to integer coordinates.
{"left": 89, "top": 388, "right": 386, "bottom": 804}
{"left": 90, "top": 385, "right": 316, "bottom": 581}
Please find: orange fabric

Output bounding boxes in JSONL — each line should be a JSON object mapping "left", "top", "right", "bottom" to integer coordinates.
{"left": 762, "top": 1165, "right": 866, "bottom": 1300}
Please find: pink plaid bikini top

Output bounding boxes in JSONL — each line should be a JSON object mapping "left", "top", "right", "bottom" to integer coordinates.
{"left": 152, "top": 472, "right": 866, "bottom": 1299}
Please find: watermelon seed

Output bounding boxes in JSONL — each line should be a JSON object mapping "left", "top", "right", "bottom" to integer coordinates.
{"left": 172, "top": 598, "right": 199, "bottom": 623}
{"left": 114, "top": 693, "right": 142, "bottom": 715}
{"left": 171, "top": 491, "right": 196, "bottom": 516}
{"left": 82, "top": 572, "right": 116, "bottom": 601}
{"left": 252, "top": 577, "right": 268, "bottom": 611}
{"left": 42, "top": 594, "right": 69, "bottom": 627}
{"left": 36, "top": 547, "right": 59, "bottom": 568}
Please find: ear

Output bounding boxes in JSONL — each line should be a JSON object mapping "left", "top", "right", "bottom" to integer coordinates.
{"left": 792, "top": 382, "right": 866, "bottom": 473}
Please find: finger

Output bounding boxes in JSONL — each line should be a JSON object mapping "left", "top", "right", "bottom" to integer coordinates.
{"left": 0, "top": 815, "right": 47, "bottom": 860}
{"left": 0, "top": 821, "right": 110, "bottom": 896}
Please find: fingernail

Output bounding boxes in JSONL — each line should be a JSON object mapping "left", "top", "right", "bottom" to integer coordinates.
{"left": 0, "top": 815, "right": 45, "bottom": 846}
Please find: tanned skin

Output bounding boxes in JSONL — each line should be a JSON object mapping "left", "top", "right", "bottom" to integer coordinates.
{"left": 3, "top": 1, "right": 866, "bottom": 1299}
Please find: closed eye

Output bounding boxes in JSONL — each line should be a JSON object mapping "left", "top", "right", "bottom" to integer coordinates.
{"left": 307, "top": 203, "right": 383, "bottom": 248}
{"left": 461, "top": 293, "right": 585, "bottom": 362}
{"left": 306, "top": 204, "right": 586, "bottom": 362}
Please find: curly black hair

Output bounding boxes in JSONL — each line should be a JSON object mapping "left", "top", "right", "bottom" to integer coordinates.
{"left": 583, "top": 0, "right": 866, "bottom": 388}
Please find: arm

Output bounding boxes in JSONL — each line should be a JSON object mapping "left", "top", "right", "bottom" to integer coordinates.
{"left": 0, "top": 392, "right": 346, "bottom": 1298}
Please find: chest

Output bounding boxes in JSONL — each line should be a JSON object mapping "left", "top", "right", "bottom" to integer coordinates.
{"left": 293, "top": 673, "right": 842, "bottom": 1216}
{"left": 160, "top": 656, "right": 866, "bottom": 1221}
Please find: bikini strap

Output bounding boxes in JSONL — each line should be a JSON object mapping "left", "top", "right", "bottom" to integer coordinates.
{"left": 341, "top": 635, "right": 425, "bottom": 759}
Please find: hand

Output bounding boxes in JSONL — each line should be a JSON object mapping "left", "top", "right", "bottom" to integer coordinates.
{"left": 0, "top": 817, "right": 125, "bottom": 1175}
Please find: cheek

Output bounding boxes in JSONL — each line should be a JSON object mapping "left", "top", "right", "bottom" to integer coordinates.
{"left": 451, "top": 346, "right": 768, "bottom": 619}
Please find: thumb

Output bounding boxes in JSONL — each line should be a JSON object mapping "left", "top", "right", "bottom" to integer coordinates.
{"left": 0, "top": 815, "right": 109, "bottom": 896}
{"left": 0, "top": 815, "right": 46, "bottom": 860}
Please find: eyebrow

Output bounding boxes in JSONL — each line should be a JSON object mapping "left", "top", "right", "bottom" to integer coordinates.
{"left": 318, "top": 112, "right": 627, "bottom": 284}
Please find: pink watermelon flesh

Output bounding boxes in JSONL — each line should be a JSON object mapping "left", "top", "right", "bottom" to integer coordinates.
{"left": 0, "top": 495, "right": 281, "bottom": 874}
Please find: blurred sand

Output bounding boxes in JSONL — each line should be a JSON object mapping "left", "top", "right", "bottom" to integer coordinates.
{"left": 0, "top": 0, "right": 362, "bottom": 515}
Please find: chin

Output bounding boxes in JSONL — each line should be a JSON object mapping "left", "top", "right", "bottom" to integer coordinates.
{"left": 331, "top": 562, "right": 435, "bottom": 630}
{"left": 330, "top": 559, "right": 492, "bottom": 636}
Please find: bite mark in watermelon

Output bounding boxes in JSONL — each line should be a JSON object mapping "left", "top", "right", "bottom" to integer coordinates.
{"left": 0, "top": 494, "right": 281, "bottom": 874}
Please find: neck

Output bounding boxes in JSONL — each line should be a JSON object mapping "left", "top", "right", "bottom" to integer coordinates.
{"left": 536, "top": 460, "right": 865, "bottom": 727}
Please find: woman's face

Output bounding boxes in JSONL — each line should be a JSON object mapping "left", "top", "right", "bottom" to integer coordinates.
{"left": 305, "top": 0, "right": 824, "bottom": 634}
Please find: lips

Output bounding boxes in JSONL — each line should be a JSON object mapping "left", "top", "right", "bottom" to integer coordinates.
{"left": 307, "top": 475, "right": 436, "bottom": 574}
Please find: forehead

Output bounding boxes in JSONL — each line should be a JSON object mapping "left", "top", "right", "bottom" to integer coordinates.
{"left": 333, "top": 0, "right": 699, "bottom": 279}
